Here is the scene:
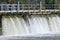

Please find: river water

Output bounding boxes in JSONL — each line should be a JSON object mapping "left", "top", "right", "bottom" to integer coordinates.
{"left": 2, "top": 14, "right": 60, "bottom": 36}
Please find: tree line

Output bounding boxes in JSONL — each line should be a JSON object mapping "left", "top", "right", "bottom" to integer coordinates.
{"left": 0, "top": 0, "right": 40, "bottom": 4}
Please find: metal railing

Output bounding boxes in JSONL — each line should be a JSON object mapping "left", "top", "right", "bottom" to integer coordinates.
{"left": 0, "top": 2, "right": 60, "bottom": 13}
{"left": 0, "top": 4, "right": 60, "bottom": 10}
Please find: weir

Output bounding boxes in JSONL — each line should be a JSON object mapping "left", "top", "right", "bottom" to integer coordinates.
{"left": 0, "top": 1, "right": 60, "bottom": 40}
{"left": 0, "top": 3, "right": 60, "bottom": 36}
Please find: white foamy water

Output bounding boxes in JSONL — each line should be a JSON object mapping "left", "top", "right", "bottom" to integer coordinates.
{"left": 2, "top": 14, "right": 60, "bottom": 36}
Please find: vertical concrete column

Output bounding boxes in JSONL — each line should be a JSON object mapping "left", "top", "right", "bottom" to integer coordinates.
{"left": 12, "top": 4, "right": 15, "bottom": 10}
{"left": 1, "top": 4, "right": 3, "bottom": 11}
{"left": 7, "top": 4, "right": 9, "bottom": 11}
{"left": 40, "top": 1, "right": 42, "bottom": 10}
{"left": 17, "top": 1, "right": 20, "bottom": 13}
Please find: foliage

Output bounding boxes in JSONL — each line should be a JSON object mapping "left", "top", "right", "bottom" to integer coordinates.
{"left": 0, "top": 0, "right": 60, "bottom": 4}
{"left": 0, "top": 0, "right": 41, "bottom": 4}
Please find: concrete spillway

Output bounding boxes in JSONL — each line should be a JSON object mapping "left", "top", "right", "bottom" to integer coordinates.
{"left": 2, "top": 14, "right": 60, "bottom": 36}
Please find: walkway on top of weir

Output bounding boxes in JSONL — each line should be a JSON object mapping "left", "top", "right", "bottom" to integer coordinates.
{"left": 0, "top": 1, "right": 60, "bottom": 14}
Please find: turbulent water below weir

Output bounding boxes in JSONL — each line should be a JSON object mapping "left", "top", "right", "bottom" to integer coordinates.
{"left": 2, "top": 14, "right": 60, "bottom": 36}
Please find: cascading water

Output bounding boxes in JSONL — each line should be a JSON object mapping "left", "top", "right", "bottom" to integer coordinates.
{"left": 2, "top": 14, "right": 60, "bottom": 36}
